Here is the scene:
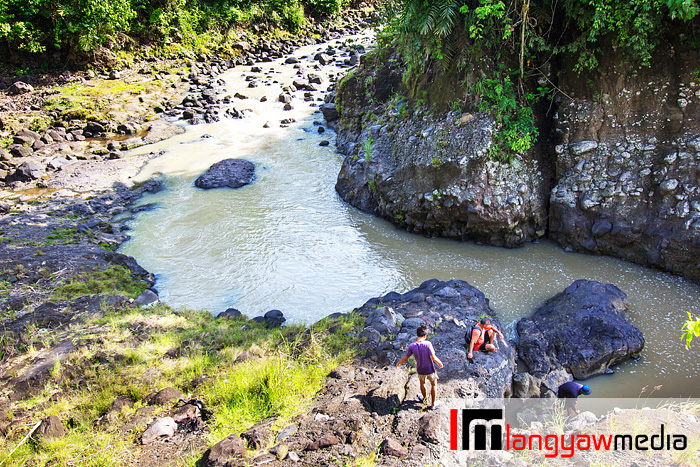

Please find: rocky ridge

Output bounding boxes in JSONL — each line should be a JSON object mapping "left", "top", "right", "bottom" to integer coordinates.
{"left": 333, "top": 52, "right": 547, "bottom": 247}
{"left": 203, "top": 279, "right": 516, "bottom": 467}
{"left": 332, "top": 41, "right": 700, "bottom": 284}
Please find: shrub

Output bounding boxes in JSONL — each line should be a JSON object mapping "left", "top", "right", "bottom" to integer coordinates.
{"left": 303, "top": 0, "right": 347, "bottom": 16}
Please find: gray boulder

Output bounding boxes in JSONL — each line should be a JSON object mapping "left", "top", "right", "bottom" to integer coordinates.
{"left": 36, "top": 416, "right": 66, "bottom": 439}
{"left": 517, "top": 280, "right": 644, "bottom": 379}
{"left": 141, "top": 417, "right": 176, "bottom": 444}
{"left": 8, "top": 81, "right": 34, "bottom": 95}
{"left": 217, "top": 308, "right": 242, "bottom": 319}
{"left": 201, "top": 434, "right": 247, "bottom": 466}
{"left": 263, "top": 309, "right": 285, "bottom": 328}
{"left": 145, "top": 386, "right": 184, "bottom": 406}
{"left": 194, "top": 159, "right": 255, "bottom": 189}
{"left": 10, "top": 146, "right": 33, "bottom": 158}
{"left": 15, "top": 161, "right": 43, "bottom": 180}
{"left": 320, "top": 103, "right": 338, "bottom": 122}
{"left": 133, "top": 289, "right": 159, "bottom": 306}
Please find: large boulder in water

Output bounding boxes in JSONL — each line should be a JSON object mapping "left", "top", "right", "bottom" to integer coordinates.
{"left": 359, "top": 279, "right": 516, "bottom": 399}
{"left": 194, "top": 159, "right": 255, "bottom": 189}
{"left": 517, "top": 280, "right": 644, "bottom": 379}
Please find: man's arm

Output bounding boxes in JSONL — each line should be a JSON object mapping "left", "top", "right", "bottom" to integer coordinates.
{"left": 467, "top": 329, "right": 478, "bottom": 359}
{"left": 395, "top": 355, "right": 409, "bottom": 368}
{"left": 431, "top": 354, "right": 444, "bottom": 369}
{"left": 491, "top": 325, "right": 505, "bottom": 340}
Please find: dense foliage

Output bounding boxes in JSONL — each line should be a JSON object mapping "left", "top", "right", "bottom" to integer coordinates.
{"left": 0, "top": 0, "right": 348, "bottom": 55}
{"left": 387, "top": 0, "right": 699, "bottom": 74}
{"left": 377, "top": 0, "right": 700, "bottom": 160}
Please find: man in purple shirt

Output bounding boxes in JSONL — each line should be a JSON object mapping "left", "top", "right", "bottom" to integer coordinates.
{"left": 396, "top": 325, "right": 444, "bottom": 410}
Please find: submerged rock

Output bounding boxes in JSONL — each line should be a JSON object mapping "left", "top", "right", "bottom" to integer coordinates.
{"left": 517, "top": 280, "right": 644, "bottom": 379}
{"left": 194, "top": 159, "right": 255, "bottom": 190}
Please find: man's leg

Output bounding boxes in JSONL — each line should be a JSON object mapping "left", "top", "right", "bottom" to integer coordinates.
{"left": 429, "top": 377, "right": 437, "bottom": 408}
{"left": 419, "top": 376, "right": 427, "bottom": 403}
{"left": 483, "top": 329, "right": 497, "bottom": 352}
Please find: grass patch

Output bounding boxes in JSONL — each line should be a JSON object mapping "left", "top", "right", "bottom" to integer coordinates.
{"left": 0, "top": 303, "right": 362, "bottom": 466}
{"left": 46, "top": 226, "right": 79, "bottom": 243}
{"left": 52, "top": 265, "right": 148, "bottom": 300}
{"left": 42, "top": 80, "right": 152, "bottom": 121}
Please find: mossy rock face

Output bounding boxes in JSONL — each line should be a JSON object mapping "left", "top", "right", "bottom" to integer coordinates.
{"left": 335, "top": 103, "right": 547, "bottom": 247}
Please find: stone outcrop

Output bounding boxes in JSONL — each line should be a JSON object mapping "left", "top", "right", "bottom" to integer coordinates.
{"left": 358, "top": 279, "right": 516, "bottom": 398}
{"left": 242, "top": 280, "right": 515, "bottom": 466}
{"left": 36, "top": 415, "right": 66, "bottom": 439}
{"left": 141, "top": 417, "right": 177, "bottom": 445}
{"left": 194, "top": 159, "right": 255, "bottom": 190}
{"left": 517, "top": 280, "right": 644, "bottom": 380}
{"left": 200, "top": 434, "right": 247, "bottom": 467}
{"left": 549, "top": 47, "right": 700, "bottom": 282}
{"left": 333, "top": 56, "right": 547, "bottom": 248}
{"left": 145, "top": 387, "right": 184, "bottom": 406}
{"left": 333, "top": 43, "right": 700, "bottom": 283}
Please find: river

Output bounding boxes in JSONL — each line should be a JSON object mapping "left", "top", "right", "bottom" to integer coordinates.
{"left": 119, "top": 34, "right": 700, "bottom": 399}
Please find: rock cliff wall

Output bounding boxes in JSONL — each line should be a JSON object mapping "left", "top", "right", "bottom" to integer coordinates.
{"left": 549, "top": 47, "right": 700, "bottom": 281}
{"left": 333, "top": 45, "right": 700, "bottom": 281}
{"left": 334, "top": 54, "right": 548, "bottom": 247}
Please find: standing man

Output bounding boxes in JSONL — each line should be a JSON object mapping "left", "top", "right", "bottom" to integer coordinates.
{"left": 557, "top": 381, "right": 592, "bottom": 416}
{"left": 467, "top": 317, "right": 505, "bottom": 360}
{"left": 396, "top": 325, "right": 444, "bottom": 410}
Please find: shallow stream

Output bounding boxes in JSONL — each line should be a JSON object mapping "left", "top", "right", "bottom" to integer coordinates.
{"left": 120, "top": 35, "right": 700, "bottom": 399}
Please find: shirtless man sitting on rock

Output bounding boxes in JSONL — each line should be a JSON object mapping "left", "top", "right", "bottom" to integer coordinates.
{"left": 467, "top": 317, "right": 505, "bottom": 360}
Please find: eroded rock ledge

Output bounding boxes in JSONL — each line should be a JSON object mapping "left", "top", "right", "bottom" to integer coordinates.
{"left": 333, "top": 54, "right": 547, "bottom": 248}
{"left": 331, "top": 44, "right": 700, "bottom": 283}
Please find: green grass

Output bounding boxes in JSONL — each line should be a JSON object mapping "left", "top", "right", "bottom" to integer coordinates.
{"left": 0, "top": 279, "right": 11, "bottom": 295}
{"left": 46, "top": 227, "right": 78, "bottom": 243}
{"left": 0, "top": 302, "right": 363, "bottom": 466}
{"left": 52, "top": 265, "right": 148, "bottom": 300}
{"left": 363, "top": 137, "right": 374, "bottom": 163}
